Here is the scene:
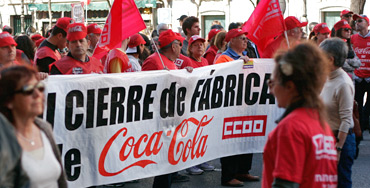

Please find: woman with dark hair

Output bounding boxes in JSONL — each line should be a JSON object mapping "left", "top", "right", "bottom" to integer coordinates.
{"left": 0, "top": 65, "right": 67, "bottom": 187}
{"left": 334, "top": 20, "right": 361, "bottom": 79}
{"left": 213, "top": 31, "right": 227, "bottom": 64}
{"left": 262, "top": 43, "right": 337, "bottom": 188}
{"left": 14, "top": 35, "right": 36, "bottom": 65}
{"left": 126, "top": 33, "right": 146, "bottom": 71}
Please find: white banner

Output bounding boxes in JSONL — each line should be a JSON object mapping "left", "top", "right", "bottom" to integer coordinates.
{"left": 43, "top": 59, "right": 283, "bottom": 187}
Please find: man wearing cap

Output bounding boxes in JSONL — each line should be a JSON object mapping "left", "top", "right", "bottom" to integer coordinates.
{"left": 34, "top": 17, "right": 72, "bottom": 73}
{"left": 262, "top": 16, "right": 307, "bottom": 58}
{"left": 181, "top": 16, "right": 201, "bottom": 56}
{"left": 352, "top": 14, "right": 370, "bottom": 133}
{"left": 331, "top": 10, "right": 354, "bottom": 37}
{"left": 212, "top": 29, "right": 259, "bottom": 187}
{"left": 176, "top": 35, "right": 208, "bottom": 69}
{"left": 0, "top": 32, "right": 18, "bottom": 68}
{"left": 177, "top": 15, "right": 188, "bottom": 37}
{"left": 204, "top": 29, "right": 222, "bottom": 65}
{"left": 87, "top": 23, "right": 102, "bottom": 57}
{"left": 49, "top": 23, "right": 103, "bottom": 75}
{"left": 313, "top": 23, "right": 331, "bottom": 45}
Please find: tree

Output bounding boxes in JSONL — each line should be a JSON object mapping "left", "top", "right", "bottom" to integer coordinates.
{"left": 350, "top": 0, "right": 366, "bottom": 14}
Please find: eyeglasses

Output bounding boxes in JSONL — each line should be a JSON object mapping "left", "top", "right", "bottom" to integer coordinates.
{"left": 14, "top": 82, "right": 45, "bottom": 95}
{"left": 343, "top": 14, "right": 352, "bottom": 18}
{"left": 344, "top": 28, "right": 351, "bottom": 31}
{"left": 266, "top": 79, "right": 275, "bottom": 89}
{"left": 356, "top": 19, "right": 364, "bottom": 23}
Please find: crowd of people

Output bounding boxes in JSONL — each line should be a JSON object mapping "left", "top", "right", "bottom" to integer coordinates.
{"left": 0, "top": 9, "right": 369, "bottom": 188}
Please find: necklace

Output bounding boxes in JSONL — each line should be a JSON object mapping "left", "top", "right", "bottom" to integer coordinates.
{"left": 17, "top": 132, "right": 35, "bottom": 146}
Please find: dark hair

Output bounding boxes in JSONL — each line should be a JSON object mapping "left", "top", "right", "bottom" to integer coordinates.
{"left": 334, "top": 28, "right": 352, "bottom": 52}
{"left": 320, "top": 37, "right": 348, "bottom": 67}
{"left": 228, "top": 22, "right": 242, "bottom": 31}
{"left": 211, "top": 24, "right": 223, "bottom": 30}
{"left": 14, "top": 35, "right": 36, "bottom": 61}
{"left": 0, "top": 65, "right": 39, "bottom": 122}
{"left": 3, "top": 26, "right": 13, "bottom": 35}
{"left": 274, "top": 42, "right": 329, "bottom": 127}
{"left": 51, "top": 26, "right": 67, "bottom": 38}
{"left": 182, "top": 16, "right": 199, "bottom": 36}
{"left": 214, "top": 31, "right": 227, "bottom": 51}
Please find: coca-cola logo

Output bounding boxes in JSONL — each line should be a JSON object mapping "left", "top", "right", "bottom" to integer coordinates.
{"left": 98, "top": 115, "right": 213, "bottom": 176}
{"left": 354, "top": 47, "right": 370, "bottom": 55}
{"left": 69, "top": 25, "right": 83, "bottom": 33}
{"left": 0, "top": 33, "right": 11, "bottom": 39}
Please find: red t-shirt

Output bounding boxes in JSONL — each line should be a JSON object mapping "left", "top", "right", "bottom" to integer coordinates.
{"left": 176, "top": 56, "right": 208, "bottom": 69}
{"left": 351, "top": 33, "right": 370, "bottom": 78}
{"left": 142, "top": 52, "right": 178, "bottom": 71}
{"left": 261, "top": 35, "right": 286, "bottom": 58}
{"left": 204, "top": 45, "right": 218, "bottom": 65}
{"left": 262, "top": 108, "right": 337, "bottom": 188}
{"left": 51, "top": 56, "right": 103, "bottom": 74}
{"left": 174, "top": 54, "right": 192, "bottom": 69}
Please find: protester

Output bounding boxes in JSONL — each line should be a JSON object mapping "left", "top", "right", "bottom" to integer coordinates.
{"left": 183, "top": 35, "right": 208, "bottom": 68}
{"left": 30, "top": 34, "right": 43, "bottom": 43}
{"left": 204, "top": 29, "right": 222, "bottom": 65}
{"left": 87, "top": 23, "right": 102, "bottom": 57}
{"left": 213, "top": 31, "right": 227, "bottom": 64}
{"left": 2, "top": 25, "right": 13, "bottom": 35}
{"left": 34, "top": 17, "right": 72, "bottom": 73}
{"left": 262, "top": 42, "right": 337, "bottom": 188}
{"left": 157, "top": 23, "right": 169, "bottom": 35}
{"left": 142, "top": 29, "right": 191, "bottom": 188}
{"left": 213, "top": 29, "right": 259, "bottom": 187}
{"left": 0, "top": 65, "right": 67, "bottom": 187}
{"left": 331, "top": 10, "right": 354, "bottom": 37}
{"left": 311, "top": 23, "right": 331, "bottom": 45}
{"left": 177, "top": 15, "right": 188, "bottom": 37}
{"left": 352, "top": 14, "right": 370, "bottom": 132}
{"left": 320, "top": 38, "right": 355, "bottom": 188}
{"left": 104, "top": 38, "right": 131, "bottom": 73}
{"left": 126, "top": 33, "right": 146, "bottom": 72}
{"left": 35, "top": 37, "right": 45, "bottom": 48}
{"left": 14, "top": 35, "right": 35, "bottom": 64}
{"left": 0, "top": 32, "right": 18, "bottom": 68}
{"left": 262, "top": 16, "right": 307, "bottom": 58}
{"left": 181, "top": 16, "right": 201, "bottom": 56}
{"left": 334, "top": 20, "right": 361, "bottom": 79}
{"left": 228, "top": 22, "right": 242, "bottom": 31}
{"left": 49, "top": 23, "right": 103, "bottom": 74}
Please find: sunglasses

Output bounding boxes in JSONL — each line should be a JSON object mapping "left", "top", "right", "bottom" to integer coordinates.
{"left": 344, "top": 28, "right": 351, "bottom": 31}
{"left": 238, "top": 36, "right": 248, "bottom": 41}
{"left": 14, "top": 82, "right": 45, "bottom": 95}
{"left": 356, "top": 19, "right": 364, "bottom": 23}
{"left": 343, "top": 14, "right": 352, "bottom": 18}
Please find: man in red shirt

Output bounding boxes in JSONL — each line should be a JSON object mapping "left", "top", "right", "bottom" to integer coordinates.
{"left": 49, "top": 23, "right": 103, "bottom": 75}
{"left": 0, "top": 32, "right": 17, "bottom": 68}
{"left": 352, "top": 14, "right": 370, "bottom": 132}
{"left": 34, "top": 17, "right": 72, "bottom": 73}
{"left": 87, "top": 23, "right": 102, "bottom": 57}
{"left": 262, "top": 16, "right": 307, "bottom": 58}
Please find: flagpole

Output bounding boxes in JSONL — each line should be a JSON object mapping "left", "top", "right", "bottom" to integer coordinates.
{"left": 284, "top": 31, "right": 290, "bottom": 48}
{"left": 85, "top": 2, "right": 88, "bottom": 25}
{"left": 151, "top": 38, "right": 167, "bottom": 70}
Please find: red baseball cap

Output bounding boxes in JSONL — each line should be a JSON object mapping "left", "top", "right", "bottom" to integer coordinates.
{"left": 56, "top": 17, "right": 73, "bottom": 33}
{"left": 189, "top": 35, "right": 205, "bottom": 46}
{"left": 35, "top": 37, "right": 45, "bottom": 47}
{"left": 67, "top": 23, "right": 87, "bottom": 41}
{"left": 128, "top": 33, "right": 146, "bottom": 48}
{"left": 334, "top": 20, "right": 352, "bottom": 31}
{"left": 353, "top": 14, "right": 369, "bottom": 24}
{"left": 158, "top": 30, "right": 184, "bottom": 48}
{"left": 87, "top": 23, "right": 102, "bottom": 35}
{"left": 30, "top": 34, "right": 43, "bottom": 42}
{"left": 0, "top": 32, "right": 17, "bottom": 47}
{"left": 225, "top": 29, "right": 248, "bottom": 42}
{"left": 313, "top": 23, "right": 331, "bottom": 35}
{"left": 340, "top": 10, "right": 354, "bottom": 17}
{"left": 208, "top": 29, "right": 222, "bottom": 42}
{"left": 285, "top": 16, "right": 308, "bottom": 30}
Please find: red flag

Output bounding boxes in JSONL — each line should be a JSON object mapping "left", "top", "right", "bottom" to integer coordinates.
{"left": 93, "top": 0, "right": 146, "bottom": 59}
{"left": 86, "top": 0, "right": 91, "bottom": 5}
{"left": 242, "top": 0, "right": 285, "bottom": 52}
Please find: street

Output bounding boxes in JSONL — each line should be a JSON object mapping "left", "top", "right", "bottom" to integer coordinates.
{"left": 102, "top": 131, "right": 370, "bottom": 188}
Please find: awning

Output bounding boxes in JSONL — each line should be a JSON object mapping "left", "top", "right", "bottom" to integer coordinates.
{"left": 28, "top": 0, "right": 156, "bottom": 12}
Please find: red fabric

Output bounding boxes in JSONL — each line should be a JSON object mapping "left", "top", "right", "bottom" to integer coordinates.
{"left": 262, "top": 108, "right": 337, "bottom": 188}
{"left": 313, "top": 23, "right": 331, "bottom": 35}
{"left": 34, "top": 45, "right": 61, "bottom": 64}
{"left": 261, "top": 35, "right": 286, "bottom": 58}
{"left": 213, "top": 52, "right": 222, "bottom": 64}
{"left": 0, "top": 32, "right": 17, "bottom": 47}
{"left": 353, "top": 14, "right": 369, "bottom": 24}
{"left": 67, "top": 23, "right": 87, "bottom": 41}
{"left": 128, "top": 33, "right": 146, "bottom": 48}
{"left": 188, "top": 57, "right": 208, "bottom": 68}
{"left": 93, "top": 0, "right": 146, "bottom": 59}
{"left": 51, "top": 56, "right": 103, "bottom": 74}
{"left": 341, "top": 10, "right": 353, "bottom": 16}
{"left": 204, "top": 45, "right": 218, "bottom": 65}
{"left": 174, "top": 54, "right": 192, "bottom": 69}
{"left": 242, "top": 0, "right": 285, "bottom": 52}
{"left": 334, "top": 20, "right": 351, "bottom": 31}
{"left": 284, "top": 16, "right": 308, "bottom": 30}
{"left": 352, "top": 34, "right": 370, "bottom": 78}
{"left": 225, "top": 29, "right": 248, "bottom": 42}
{"left": 142, "top": 53, "right": 178, "bottom": 71}
{"left": 158, "top": 30, "right": 185, "bottom": 48}
{"left": 55, "top": 17, "right": 72, "bottom": 33}
{"left": 208, "top": 29, "right": 221, "bottom": 42}
{"left": 87, "top": 23, "right": 102, "bottom": 34}
{"left": 105, "top": 48, "right": 131, "bottom": 73}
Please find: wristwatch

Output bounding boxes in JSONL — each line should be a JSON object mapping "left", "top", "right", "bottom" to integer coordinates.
{"left": 336, "top": 147, "right": 342, "bottom": 152}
